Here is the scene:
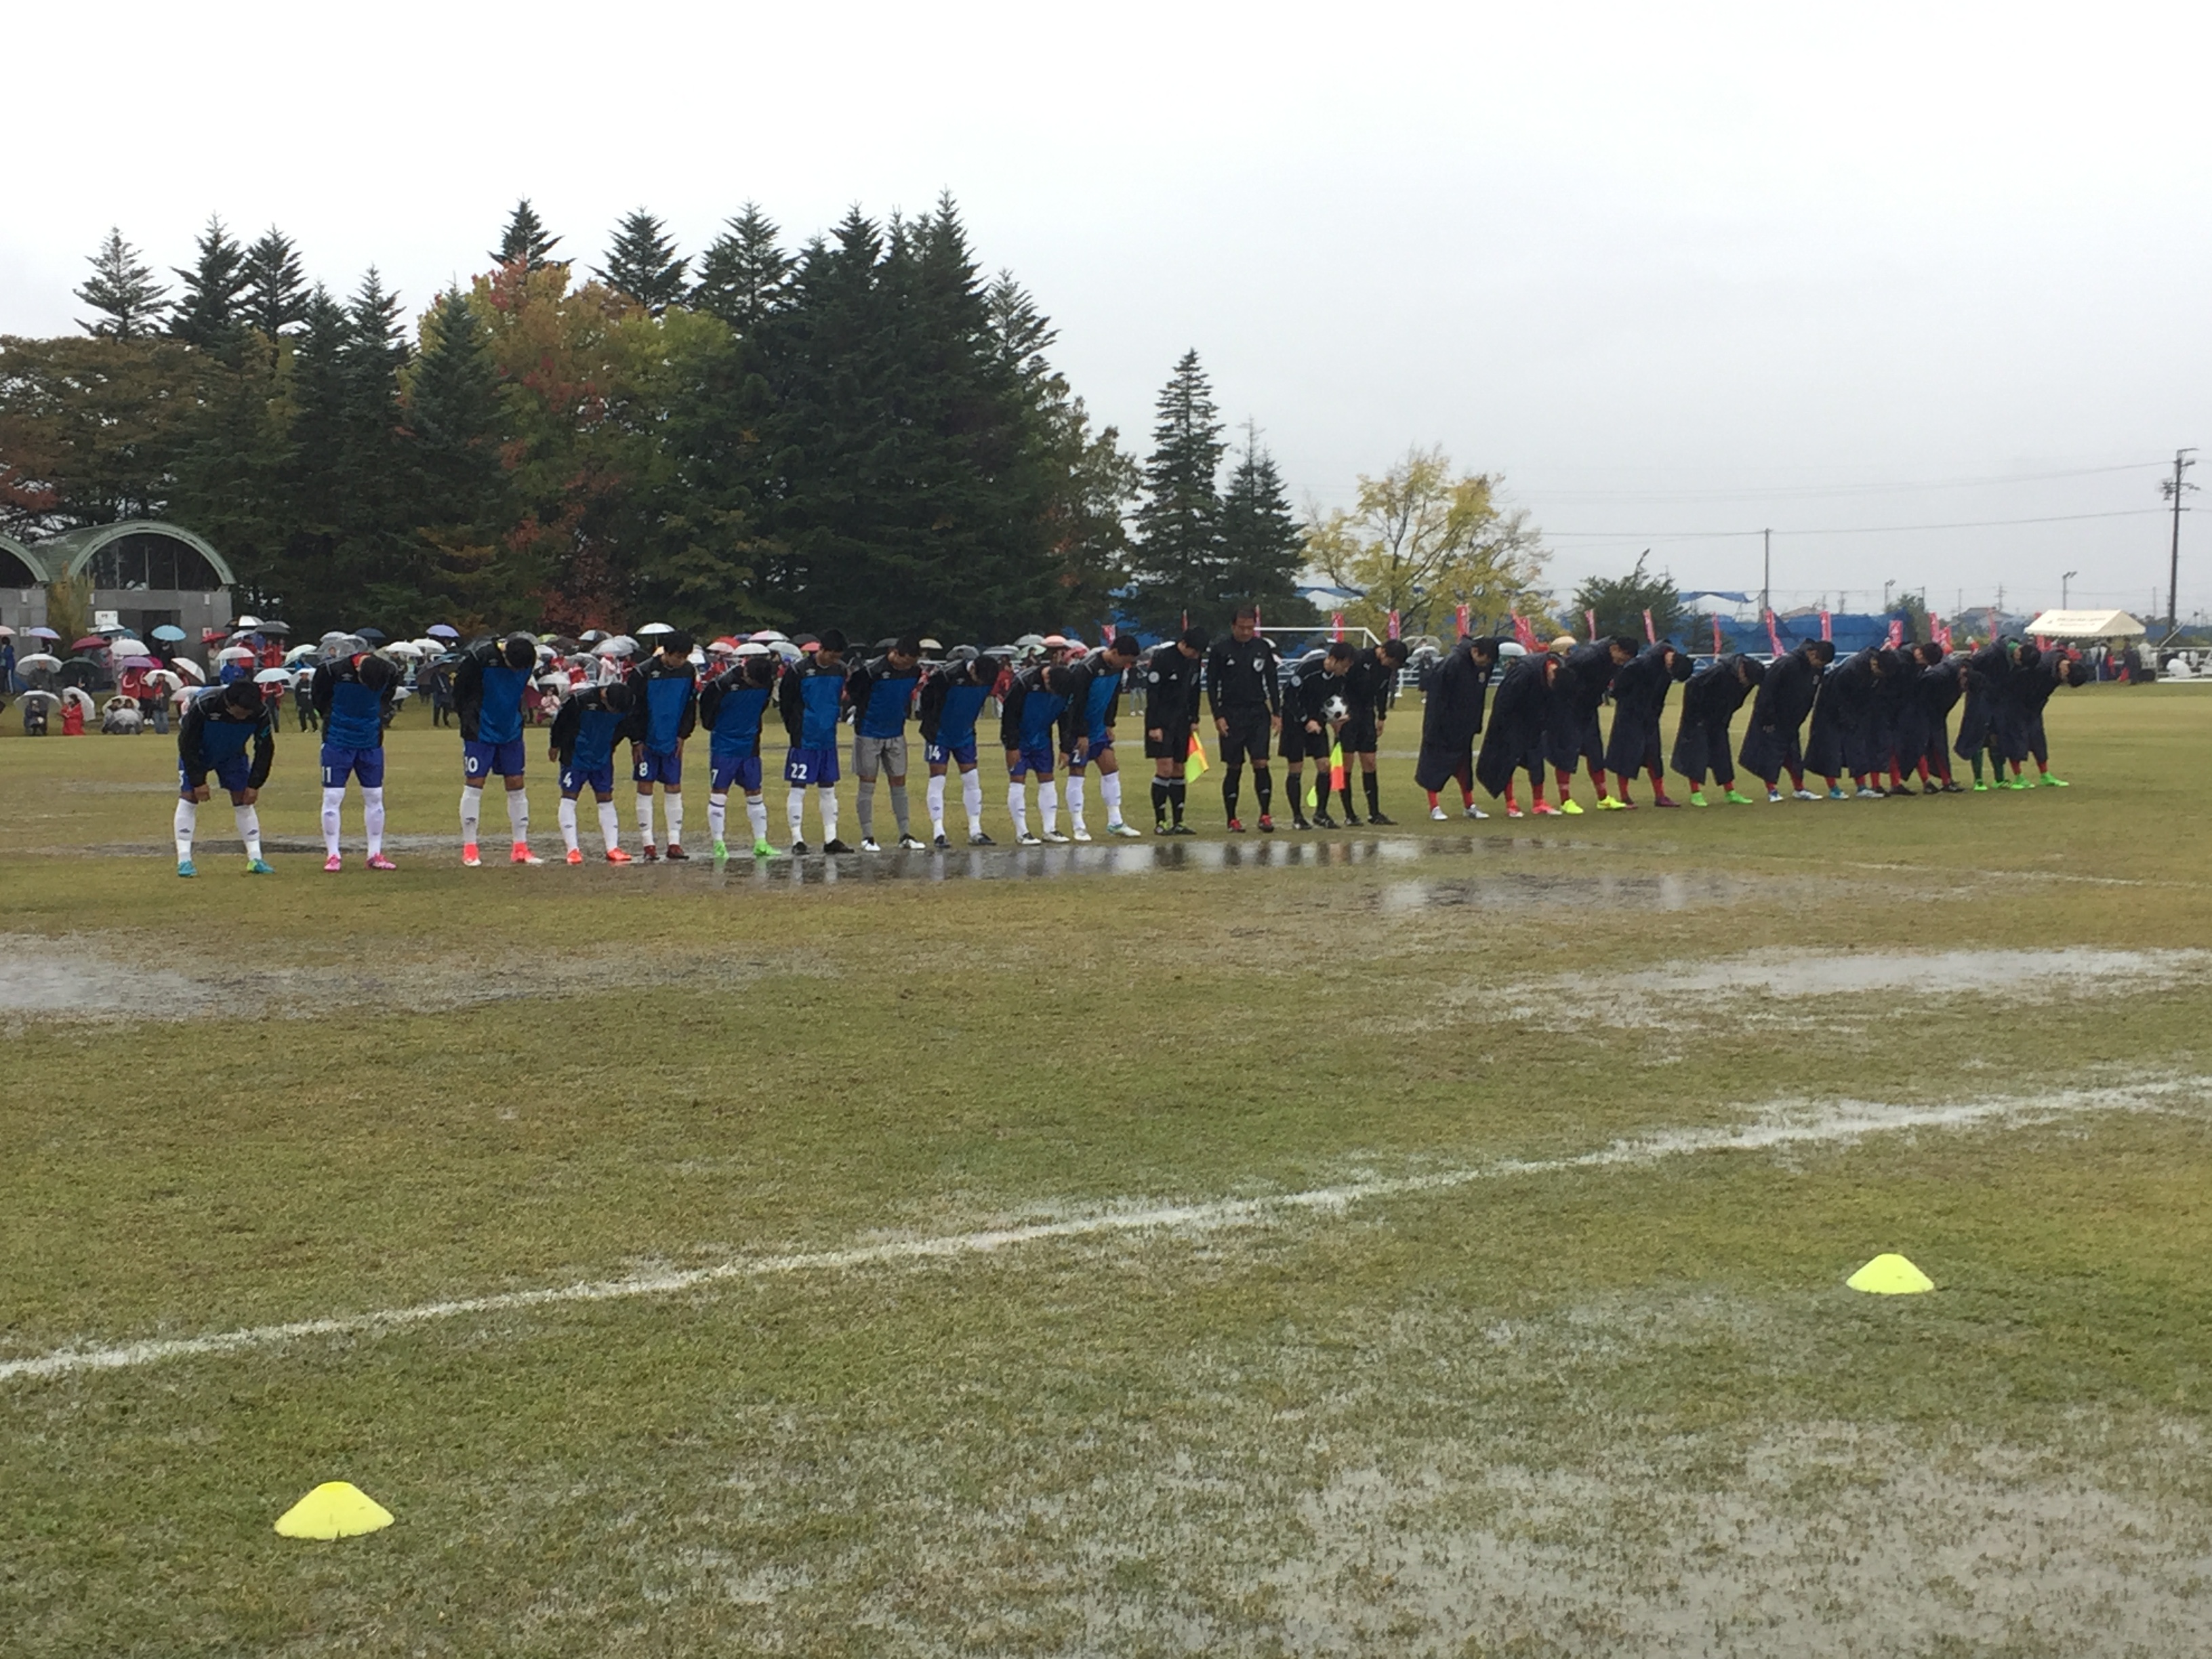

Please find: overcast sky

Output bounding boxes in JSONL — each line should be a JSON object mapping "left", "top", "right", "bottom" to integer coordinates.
{"left": 7, "top": 1, "right": 2207, "bottom": 618}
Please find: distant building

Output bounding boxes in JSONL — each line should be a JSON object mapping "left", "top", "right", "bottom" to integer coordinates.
{"left": 1, "top": 533, "right": 49, "bottom": 634}
{"left": 31, "top": 520, "right": 235, "bottom": 643}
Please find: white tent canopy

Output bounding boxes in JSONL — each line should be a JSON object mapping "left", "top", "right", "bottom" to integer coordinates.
{"left": 2023, "top": 609, "right": 2145, "bottom": 639}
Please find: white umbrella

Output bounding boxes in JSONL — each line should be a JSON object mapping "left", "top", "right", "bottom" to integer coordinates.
{"left": 637, "top": 621, "right": 674, "bottom": 638}
{"left": 112, "top": 639, "right": 148, "bottom": 657}
{"left": 234, "top": 614, "right": 264, "bottom": 631}
{"left": 284, "top": 643, "right": 319, "bottom": 663}
{"left": 254, "top": 667, "right": 291, "bottom": 684}
{"left": 16, "top": 652, "right": 62, "bottom": 672}
{"left": 218, "top": 645, "right": 256, "bottom": 663}
{"left": 144, "top": 669, "right": 182, "bottom": 691}
{"left": 384, "top": 640, "right": 423, "bottom": 659}
{"left": 62, "top": 686, "right": 96, "bottom": 713}
{"left": 734, "top": 642, "right": 770, "bottom": 659}
{"left": 18, "top": 687, "right": 60, "bottom": 708}
{"left": 594, "top": 636, "right": 636, "bottom": 657}
{"left": 171, "top": 657, "right": 206, "bottom": 682}
{"left": 0, "top": 626, "right": 13, "bottom": 638}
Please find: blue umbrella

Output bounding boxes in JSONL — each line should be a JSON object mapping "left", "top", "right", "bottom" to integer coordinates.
{"left": 426, "top": 623, "right": 459, "bottom": 640}
{"left": 355, "top": 627, "right": 388, "bottom": 642}
{"left": 150, "top": 624, "right": 188, "bottom": 642}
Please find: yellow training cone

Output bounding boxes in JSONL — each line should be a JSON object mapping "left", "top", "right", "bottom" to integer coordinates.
{"left": 1846, "top": 1253, "right": 1935, "bottom": 1295}
{"left": 274, "top": 1481, "right": 394, "bottom": 1540}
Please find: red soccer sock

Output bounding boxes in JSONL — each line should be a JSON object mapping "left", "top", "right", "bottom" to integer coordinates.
{"left": 1788, "top": 771, "right": 1805, "bottom": 792}
{"left": 1426, "top": 790, "right": 1441, "bottom": 808}
{"left": 1505, "top": 785, "right": 1519, "bottom": 812}
{"left": 1916, "top": 760, "right": 1931, "bottom": 785}
{"left": 1587, "top": 766, "right": 1610, "bottom": 800}
{"left": 1614, "top": 775, "right": 1635, "bottom": 804}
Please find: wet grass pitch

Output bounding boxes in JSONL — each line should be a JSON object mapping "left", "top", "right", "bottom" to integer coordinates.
{"left": 4, "top": 687, "right": 2212, "bottom": 1655}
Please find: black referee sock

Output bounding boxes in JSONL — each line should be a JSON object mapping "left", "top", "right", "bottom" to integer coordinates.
{"left": 1169, "top": 779, "right": 1187, "bottom": 823}
{"left": 1364, "top": 772, "right": 1381, "bottom": 817}
{"left": 1340, "top": 780, "right": 1357, "bottom": 817}
{"left": 1255, "top": 769, "right": 1273, "bottom": 816}
{"left": 1287, "top": 771, "right": 1307, "bottom": 819}
{"left": 1222, "top": 766, "right": 1241, "bottom": 820}
{"left": 1151, "top": 777, "right": 1171, "bottom": 823}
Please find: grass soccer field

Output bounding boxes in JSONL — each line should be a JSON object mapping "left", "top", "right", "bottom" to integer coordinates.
{"left": 5, "top": 684, "right": 2212, "bottom": 1656}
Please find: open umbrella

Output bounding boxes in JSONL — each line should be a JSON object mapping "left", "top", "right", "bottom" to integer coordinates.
{"left": 18, "top": 687, "right": 60, "bottom": 707}
{"left": 120, "top": 655, "right": 159, "bottom": 670}
{"left": 72, "top": 636, "right": 107, "bottom": 652}
{"left": 217, "top": 645, "right": 256, "bottom": 663}
{"left": 354, "top": 626, "right": 387, "bottom": 642}
{"left": 16, "top": 652, "right": 62, "bottom": 672}
{"left": 171, "top": 657, "right": 205, "bottom": 682}
{"left": 151, "top": 624, "right": 188, "bottom": 642}
{"left": 26, "top": 626, "right": 60, "bottom": 640}
{"left": 258, "top": 620, "right": 291, "bottom": 636}
{"left": 253, "top": 667, "right": 291, "bottom": 684}
{"left": 144, "top": 669, "right": 182, "bottom": 691}
{"left": 426, "top": 623, "right": 459, "bottom": 640}
{"left": 0, "top": 626, "right": 13, "bottom": 638}
{"left": 62, "top": 686, "right": 96, "bottom": 713}
{"left": 234, "top": 614, "right": 263, "bottom": 631}
{"left": 637, "top": 622, "right": 674, "bottom": 638}
{"left": 592, "top": 636, "right": 636, "bottom": 658}
{"left": 383, "top": 640, "right": 423, "bottom": 659}
{"left": 283, "top": 643, "right": 317, "bottom": 663}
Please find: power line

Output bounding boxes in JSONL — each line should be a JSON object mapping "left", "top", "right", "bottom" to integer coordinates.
{"left": 1527, "top": 459, "right": 2170, "bottom": 506}
{"left": 1540, "top": 508, "right": 2166, "bottom": 539}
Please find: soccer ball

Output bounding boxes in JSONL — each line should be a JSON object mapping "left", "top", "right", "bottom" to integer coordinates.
{"left": 1321, "top": 694, "right": 1349, "bottom": 722}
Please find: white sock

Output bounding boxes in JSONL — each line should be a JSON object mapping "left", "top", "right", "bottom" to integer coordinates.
{"left": 504, "top": 788, "right": 529, "bottom": 846}
{"left": 461, "top": 783, "right": 483, "bottom": 846}
{"left": 1101, "top": 771, "right": 1124, "bottom": 824}
{"left": 926, "top": 773, "right": 947, "bottom": 837}
{"left": 708, "top": 792, "right": 727, "bottom": 846}
{"left": 1040, "top": 779, "right": 1059, "bottom": 834}
{"left": 636, "top": 792, "right": 656, "bottom": 848}
{"left": 963, "top": 769, "right": 984, "bottom": 834}
{"left": 321, "top": 786, "right": 344, "bottom": 857}
{"left": 173, "top": 798, "right": 196, "bottom": 862}
{"left": 558, "top": 797, "right": 581, "bottom": 853}
{"left": 1065, "top": 775, "right": 1086, "bottom": 830}
{"left": 1008, "top": 781, "right": 1027, "bottom": 836}
{"left": 234, "top": 804, "right": 262, "bottom": 861}
{"left": 745, "top": 795, "right": 768, "bottom": 844}
{"left": 597, "top": 798, "right": 622, "bottom": 853}
{"left": 787, "top": 787, "right": 807, "bottom": 840}
{"left": 362, "top": 787, "right": 384, "bottom": 857}
{"left": 819, "top": 790, "right": 839, "bottom": 842}
{"left": 664, "top": 794, "right": 683, "bottom": 847}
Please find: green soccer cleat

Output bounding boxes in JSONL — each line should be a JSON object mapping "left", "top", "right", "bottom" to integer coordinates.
{"left": 753, "top": 839, "right": 779, "bottom": 858}
{"left": 176, "top": 859, "right": 196, "bottom": 878}
{"left": 2041, "top": 774, "right": 2070, "bottom": 787}
{"left": 245, "top": 858, "right": 275, "bottom": 876}
{"left": 2005, "top": 777, "right": 2028, "bottom": 790}
{"left": 1687, "top": 790, "right": 1708, "bottom": 806}
{"left": 712, "top": 840, "right": 729, "bottom": 860}
{"left": 1725, "top": 789, "right": 1755, "bottom": 804}
{"left": 1973, "top": 781, "right": 1989, "bottom": 792}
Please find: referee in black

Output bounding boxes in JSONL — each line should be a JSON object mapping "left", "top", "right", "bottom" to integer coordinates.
{"left": 1206, "top": 607, "right": 1282, "bottom": 832}
{"left": 1144, "top": 627, "right": 1207, "bottom": 834}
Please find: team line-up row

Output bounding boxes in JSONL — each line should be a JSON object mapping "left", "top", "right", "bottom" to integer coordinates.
{"left": 165, "top": 615, "right": 2083, "bottom": 874}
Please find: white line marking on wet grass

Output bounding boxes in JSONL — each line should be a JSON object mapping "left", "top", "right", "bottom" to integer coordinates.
{"left": 5, "top": 1080, "right": 2199, "bottom": 1385}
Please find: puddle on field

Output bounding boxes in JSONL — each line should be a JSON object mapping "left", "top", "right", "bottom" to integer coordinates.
{"left": 1620, "top": 946, "right": 2212, "bottom": 999}
{"left": 1375, "top": 872, "right": 1758, "bottom": 914}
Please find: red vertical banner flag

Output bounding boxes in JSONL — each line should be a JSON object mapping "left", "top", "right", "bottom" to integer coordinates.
{"left": 1512, "top": 614, "right": 1539, "bottom": 650}
{"left": 1330, "top": 612, "right": 1345, "bottom": 641}
{"left": 1252, "top": 606, "right": 1261, "bottom": 630}
{"left": 1820, "top": 609, "right": 1832, "bottom": 642}
{"left": 1641, "top": 608, "right": 1656, "bottom": 643}
{"left": 1765, "top": 609, "right": 1784, "bottom": 655}
{"left": 1888, "top": 619, "right": 1905, "bottom": 648}
{"left": 1454, "top": 602, "right": 1470, "bottom": 638}
{"left": 1101, "top": 621, "right": 1115, "bottom": 644}
{"left": 1711, "top": 614, "right": 1724, "bottom": 654}
{"left": 1584, "top": 609, "right": 1599, "bottom": 641}
{"left": 1387, "top": 609, "right": 1401, "bottom": 640}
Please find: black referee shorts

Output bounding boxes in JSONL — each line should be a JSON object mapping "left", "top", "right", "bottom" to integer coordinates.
{"left": 1144, "top": 718, "right": 1192, "bottom": 762}
{"left": 1217, "top": 709, "right": 1272, "bottom": 766}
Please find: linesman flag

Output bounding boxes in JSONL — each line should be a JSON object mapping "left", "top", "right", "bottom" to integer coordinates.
{"left": 1329, "top": 739, "right": 1346, "bottom": 796}
{"left": 1185, "top": 729, "right": 1210, "bottom": 783}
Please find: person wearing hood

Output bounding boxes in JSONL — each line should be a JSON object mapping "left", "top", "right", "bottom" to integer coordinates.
{"left": 1738, "top": 638, "right": 1833, "bottom": 801}
{"left": 1602, "top": 640, "right": 1693, "bottom": 807}
{"left": 1802, "top": 645, "right": 1890, "bottom": 798}
{"left": 1954, "top": 637, "right": 2021, "bottom": 791}
{"left": 1413, "top": 636, "right": 1502, "bottom": 820}
{"left": 2009, "top": 646, "right": 2085, "bottom": 788}
{"left": 1672, "top": 653, "right": 1763, "bottom": 805}
{"left": 1549, "top": 636, "right": 1637, "bottom": 811}
{"left": 1477, "top": 649, "right": 1563, "bottom": 817}
{"left": 1893, "top": 642, "right": 1965, "bottom": 795}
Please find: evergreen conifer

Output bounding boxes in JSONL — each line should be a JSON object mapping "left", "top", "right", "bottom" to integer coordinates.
{"left": 168, "top": 216, "right": 249, "bottom": 348}
{"left": 492, "top": 199, "right": 562, "bottom": 270}
{"left": 74, "top": 228, "right": 169, "bottom": 340}
{"left": 240, "top": 228, "right": 310, "bottom": 343}
{"left": 691, "top": 205, "right": 792, "bottom": 331}
{"left": 598, "top": 210, "right": 688, "bottom": 314}
{"left": 1128, "top": 350, "right": 1226, "bottom": 634}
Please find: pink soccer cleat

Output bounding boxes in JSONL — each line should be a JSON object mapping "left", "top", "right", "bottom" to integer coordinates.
{"left": 365, "top": 853, "right": 397, "bottom": 871}
{"left": 511, "top": 842, "right": 543, "bottom": 866}
{"left": 323, "top": 854, "right": 344, "bottom": 873}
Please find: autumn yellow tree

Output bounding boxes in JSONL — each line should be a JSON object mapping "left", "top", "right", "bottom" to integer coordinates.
{"left": 1304, "top": 445, "right": 1547, "bottom": 638}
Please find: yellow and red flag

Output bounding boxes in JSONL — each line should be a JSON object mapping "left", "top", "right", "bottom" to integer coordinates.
{"left": 1185, "top": 729, "right": 1210, "bottom": 783}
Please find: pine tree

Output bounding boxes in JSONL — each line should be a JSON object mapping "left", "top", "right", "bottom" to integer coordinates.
{"left": 598, "top": 209, "right": 688, "bottom": 314}
{"left": 491, "top": 199, "right": 562, "bottom": 270}
{"left": 1216, "top": 421, "right": 1313, "bottom": 621}
{"left": 240, "top": 227, "right": 310, "bottom": 342}
{"left": 74, "top": 228, "right": 169, "bottom": 340}
{"left": 167, "top": 216, "right": 249, "bottom": 348}
{"left": 396, "top": 289, "right": 509, "bottom": 617}
{"left": 691, "top": 205, "right": 792, "bottom": 331}
{"left": 1128, "top": 350, "right": 1226, "bottom": 635}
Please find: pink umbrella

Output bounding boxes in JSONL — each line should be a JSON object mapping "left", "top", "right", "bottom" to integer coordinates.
{"left": 121, "top": 655, "right": 159, "bottom": 670}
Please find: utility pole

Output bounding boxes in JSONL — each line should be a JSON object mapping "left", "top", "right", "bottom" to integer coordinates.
{"left": 2062, "top": 569, "right": 2078, "bottom": 608}
{"left": 1761, "top": 528, "right": 1771, "bottom": 619}
{"left": 2162, "top": 449, "right": 2197, "bottom": 635}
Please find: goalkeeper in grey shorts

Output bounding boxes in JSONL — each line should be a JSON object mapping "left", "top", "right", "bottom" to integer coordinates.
{"left": 844, "top": 635, "right": 927, "bottom": 851}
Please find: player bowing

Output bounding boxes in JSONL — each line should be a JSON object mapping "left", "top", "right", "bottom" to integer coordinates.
{"left": 174, "top": 679, "right": 276, "bottom": 876}
{"left": 628, "top": 630, "right": 697, "bottom": 860}
{"left": 1061, "top": 634, "right": 1145, "bottom": 840}
{"left": 549, "top": 679, "right": 636, "bottom": 863}
{"left": 918, "top": 649, "right": 998, "bottom": 847}
{"left": 699, "top": 647, "right": 779, "bottom": 859}
{"left": 453, "top": 632, "right": 543, "bottom": 865}
{"left": 311, "top": 649, "right": 398, "bottom": 869}
{"left": 779, "top": 630, "right": 851, "bottom": 854}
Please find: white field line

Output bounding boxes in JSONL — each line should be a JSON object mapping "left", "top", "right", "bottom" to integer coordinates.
{"left": 4, "top": 1080, "right": 2200, "bottom": 1387}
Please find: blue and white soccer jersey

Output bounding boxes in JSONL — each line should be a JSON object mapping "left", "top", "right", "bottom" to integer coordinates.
{"left": 705, "top": 682, "right": 774, "bottom": 796}
{"left": 926, "top": 681, "right": 991, "bottom": 769}
{"left": 464, "top": 737, "right": 528, "bottom": 780}
{"left": 559, "top": 702, "right": 628, "bottom": 798}
{"left": 783, "top": 746, "right": 841, "bottom": 786}
{"left": 924, "top": 737, "right": 978, "bottom": 768}
{"left": 321, "top": 744, "right": 386, "bottom": 788}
